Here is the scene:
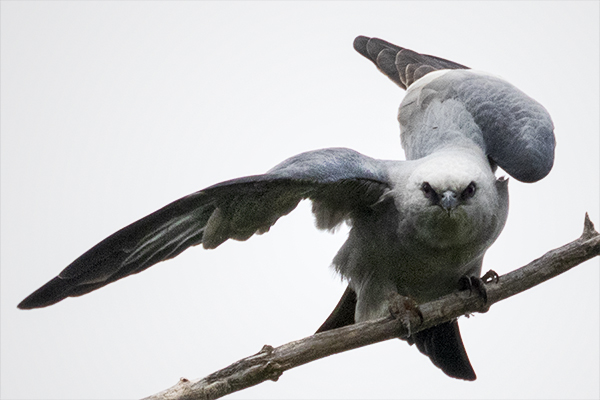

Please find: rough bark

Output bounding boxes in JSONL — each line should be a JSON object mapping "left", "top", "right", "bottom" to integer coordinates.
{"left": 144, "top": 214, "right": 600, "bottom": 400}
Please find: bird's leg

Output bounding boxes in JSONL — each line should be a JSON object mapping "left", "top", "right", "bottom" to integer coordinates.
{"left": 387, "top": 293, "right": 423, "bottom": 339}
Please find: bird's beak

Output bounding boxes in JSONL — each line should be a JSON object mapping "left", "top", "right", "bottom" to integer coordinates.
{"left": 440, "top": 190, "right": 458, "bottom": 212}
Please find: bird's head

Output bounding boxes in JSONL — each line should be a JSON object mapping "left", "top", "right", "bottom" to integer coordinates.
{"left": 401, "top": 152, "right": 508, "bottom": 248}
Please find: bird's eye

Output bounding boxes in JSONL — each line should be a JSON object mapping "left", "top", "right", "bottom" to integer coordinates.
{"left": 461, "top": 182, "right": 476, "bottom": 199}
{"left": 421, "top": 182, "right": 437, "bottom": 201}
{"left": 421, "top": 182, "right": 432, "bottom": 194}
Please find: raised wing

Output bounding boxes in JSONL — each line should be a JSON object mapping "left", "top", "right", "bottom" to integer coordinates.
{"left": 18, "top": 148, "right": 389, "bottom": 309}
{"left": 353, "top": 36, "right": 468, "bottom": 89}
{"left": 399, "top": 70, "right": 555, "bottom": 182}
{"left": 354, "top": 36, "right": 555, "bottom": 183}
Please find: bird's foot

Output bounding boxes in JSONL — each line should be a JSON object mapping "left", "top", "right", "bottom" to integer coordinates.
{"left": 388, "top": 293, "right": 423, "bottom": 338}
{"left": 459, "top": 276, "right": 487, "bottom": 303}
{"left": 459, "top": 270, "right": 499, "bottom": 311}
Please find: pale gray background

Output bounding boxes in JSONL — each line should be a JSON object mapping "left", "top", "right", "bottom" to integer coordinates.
{"left": 2, "top": 2, "right": 599, "bottom": 399}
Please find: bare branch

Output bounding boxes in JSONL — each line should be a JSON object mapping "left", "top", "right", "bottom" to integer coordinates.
{"left": 143, "top": 214, "right": 600, "bottom": 400}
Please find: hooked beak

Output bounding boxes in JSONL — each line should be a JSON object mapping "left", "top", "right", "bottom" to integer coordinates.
{"left": 440, "top": 190, "right": 458, "bottom": 212}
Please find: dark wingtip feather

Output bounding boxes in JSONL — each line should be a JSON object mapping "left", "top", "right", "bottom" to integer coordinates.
{"left": 17, "top": 276, "right": 73, "bottom": 309}
{"left": 353, "top": 36, "right": 407, "bottom": 88}
{"left": 376, "top": 49, "right": 404, "bottom": 88}
{"left": 353, "top": 36, "right": 370, "bottom": 59}
{"left": 354, "top": 35, "right": 469, "bottom": 89}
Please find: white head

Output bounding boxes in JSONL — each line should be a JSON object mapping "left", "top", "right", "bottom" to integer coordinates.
{"left": 400, "top": 150, "right": 508, "bottom": 249}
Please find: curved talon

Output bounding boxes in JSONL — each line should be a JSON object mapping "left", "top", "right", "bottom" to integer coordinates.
{"left": 481, "top": 269, "right": 499, "bottom": 284}
{"left": 260, "top": 345, "right": 275, "bottom": 355}
{"left": 458, "top": 276, "right": 488, "bottom": 304}
{"left": 458, "top": 276, "right": 474, "bottom": 294}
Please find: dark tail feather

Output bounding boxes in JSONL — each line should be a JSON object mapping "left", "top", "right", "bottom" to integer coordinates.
{"left": 316, "top": 285, "right": 475, "bottom": 381}
{"left": 316, "top": 286, "right": 357, "bottom": 333}
{"left": 410, "top": 320, "right": 476, "bottom": 381}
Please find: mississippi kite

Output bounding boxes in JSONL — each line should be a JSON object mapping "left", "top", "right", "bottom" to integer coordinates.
{"left": 18, "top": 36, "right": 555, "bottom": 381}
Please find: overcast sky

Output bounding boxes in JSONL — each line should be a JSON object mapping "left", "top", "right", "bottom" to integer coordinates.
{"left": 2, "top": 2, "right": 599, "bottom": 399}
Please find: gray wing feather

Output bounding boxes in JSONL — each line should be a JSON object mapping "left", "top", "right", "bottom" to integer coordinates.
{"left": 455, "top": 72, "right": 555, "bottom": 182}
{"left": 401, "top": 70, "right": 555, "bottom": 182}
{"left": 18, "top": 148, "right": 389, "bottom": 309}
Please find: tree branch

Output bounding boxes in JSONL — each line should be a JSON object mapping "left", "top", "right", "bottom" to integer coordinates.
{"left": 143, "top": 214, "right": 600, "bottom": 400}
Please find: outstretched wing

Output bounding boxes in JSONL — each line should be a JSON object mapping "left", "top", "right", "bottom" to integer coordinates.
{"left": 353, "top": 36, "right": 468, "bottom": 89}
{"left": 354, "top": 36, "right": 555, "bottom": 183}
{"left": 18, "top": 148, "right": 389, "bottom": 309}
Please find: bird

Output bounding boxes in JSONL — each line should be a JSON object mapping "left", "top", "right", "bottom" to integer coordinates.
{"left": 18, "top": 36, "right": 555, "bottom": 381}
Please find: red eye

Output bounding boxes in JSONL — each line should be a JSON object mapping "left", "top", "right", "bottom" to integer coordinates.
{"left": 421, "top": 182, "right": 437, "bottom": 201}
{"left": 462, "top": 182, "right": 476, "bottom": 199}
{"left": 421, "top": 182, "right": 432, "bottom": 194}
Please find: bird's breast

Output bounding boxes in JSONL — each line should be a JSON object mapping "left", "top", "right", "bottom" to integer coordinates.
{"left": 410, "top": 207, "right": 478, "bottom": 249}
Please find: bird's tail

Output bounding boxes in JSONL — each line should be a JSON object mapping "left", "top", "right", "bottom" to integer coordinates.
{"left": 409, "top": 319, "right": 477, "bottom": 381}
{"left": 317, "top": 287, "right": 476, "bottom": 380}
{"left": 315, "top": 286, "right": 357, "bottom": 333}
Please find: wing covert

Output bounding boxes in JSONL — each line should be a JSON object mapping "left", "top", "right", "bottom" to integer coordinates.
{"left": 400, "top": 70, "right": 555, "bottom": 182}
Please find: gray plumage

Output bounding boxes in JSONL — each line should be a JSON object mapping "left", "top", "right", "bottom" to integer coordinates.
{"left": 18, "top": 36, "right": 555, "bottom": 382}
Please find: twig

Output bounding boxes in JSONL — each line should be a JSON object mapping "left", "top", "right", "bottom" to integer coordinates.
{"left": 143, "top": 214, "right": 600, "bottom": 400}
